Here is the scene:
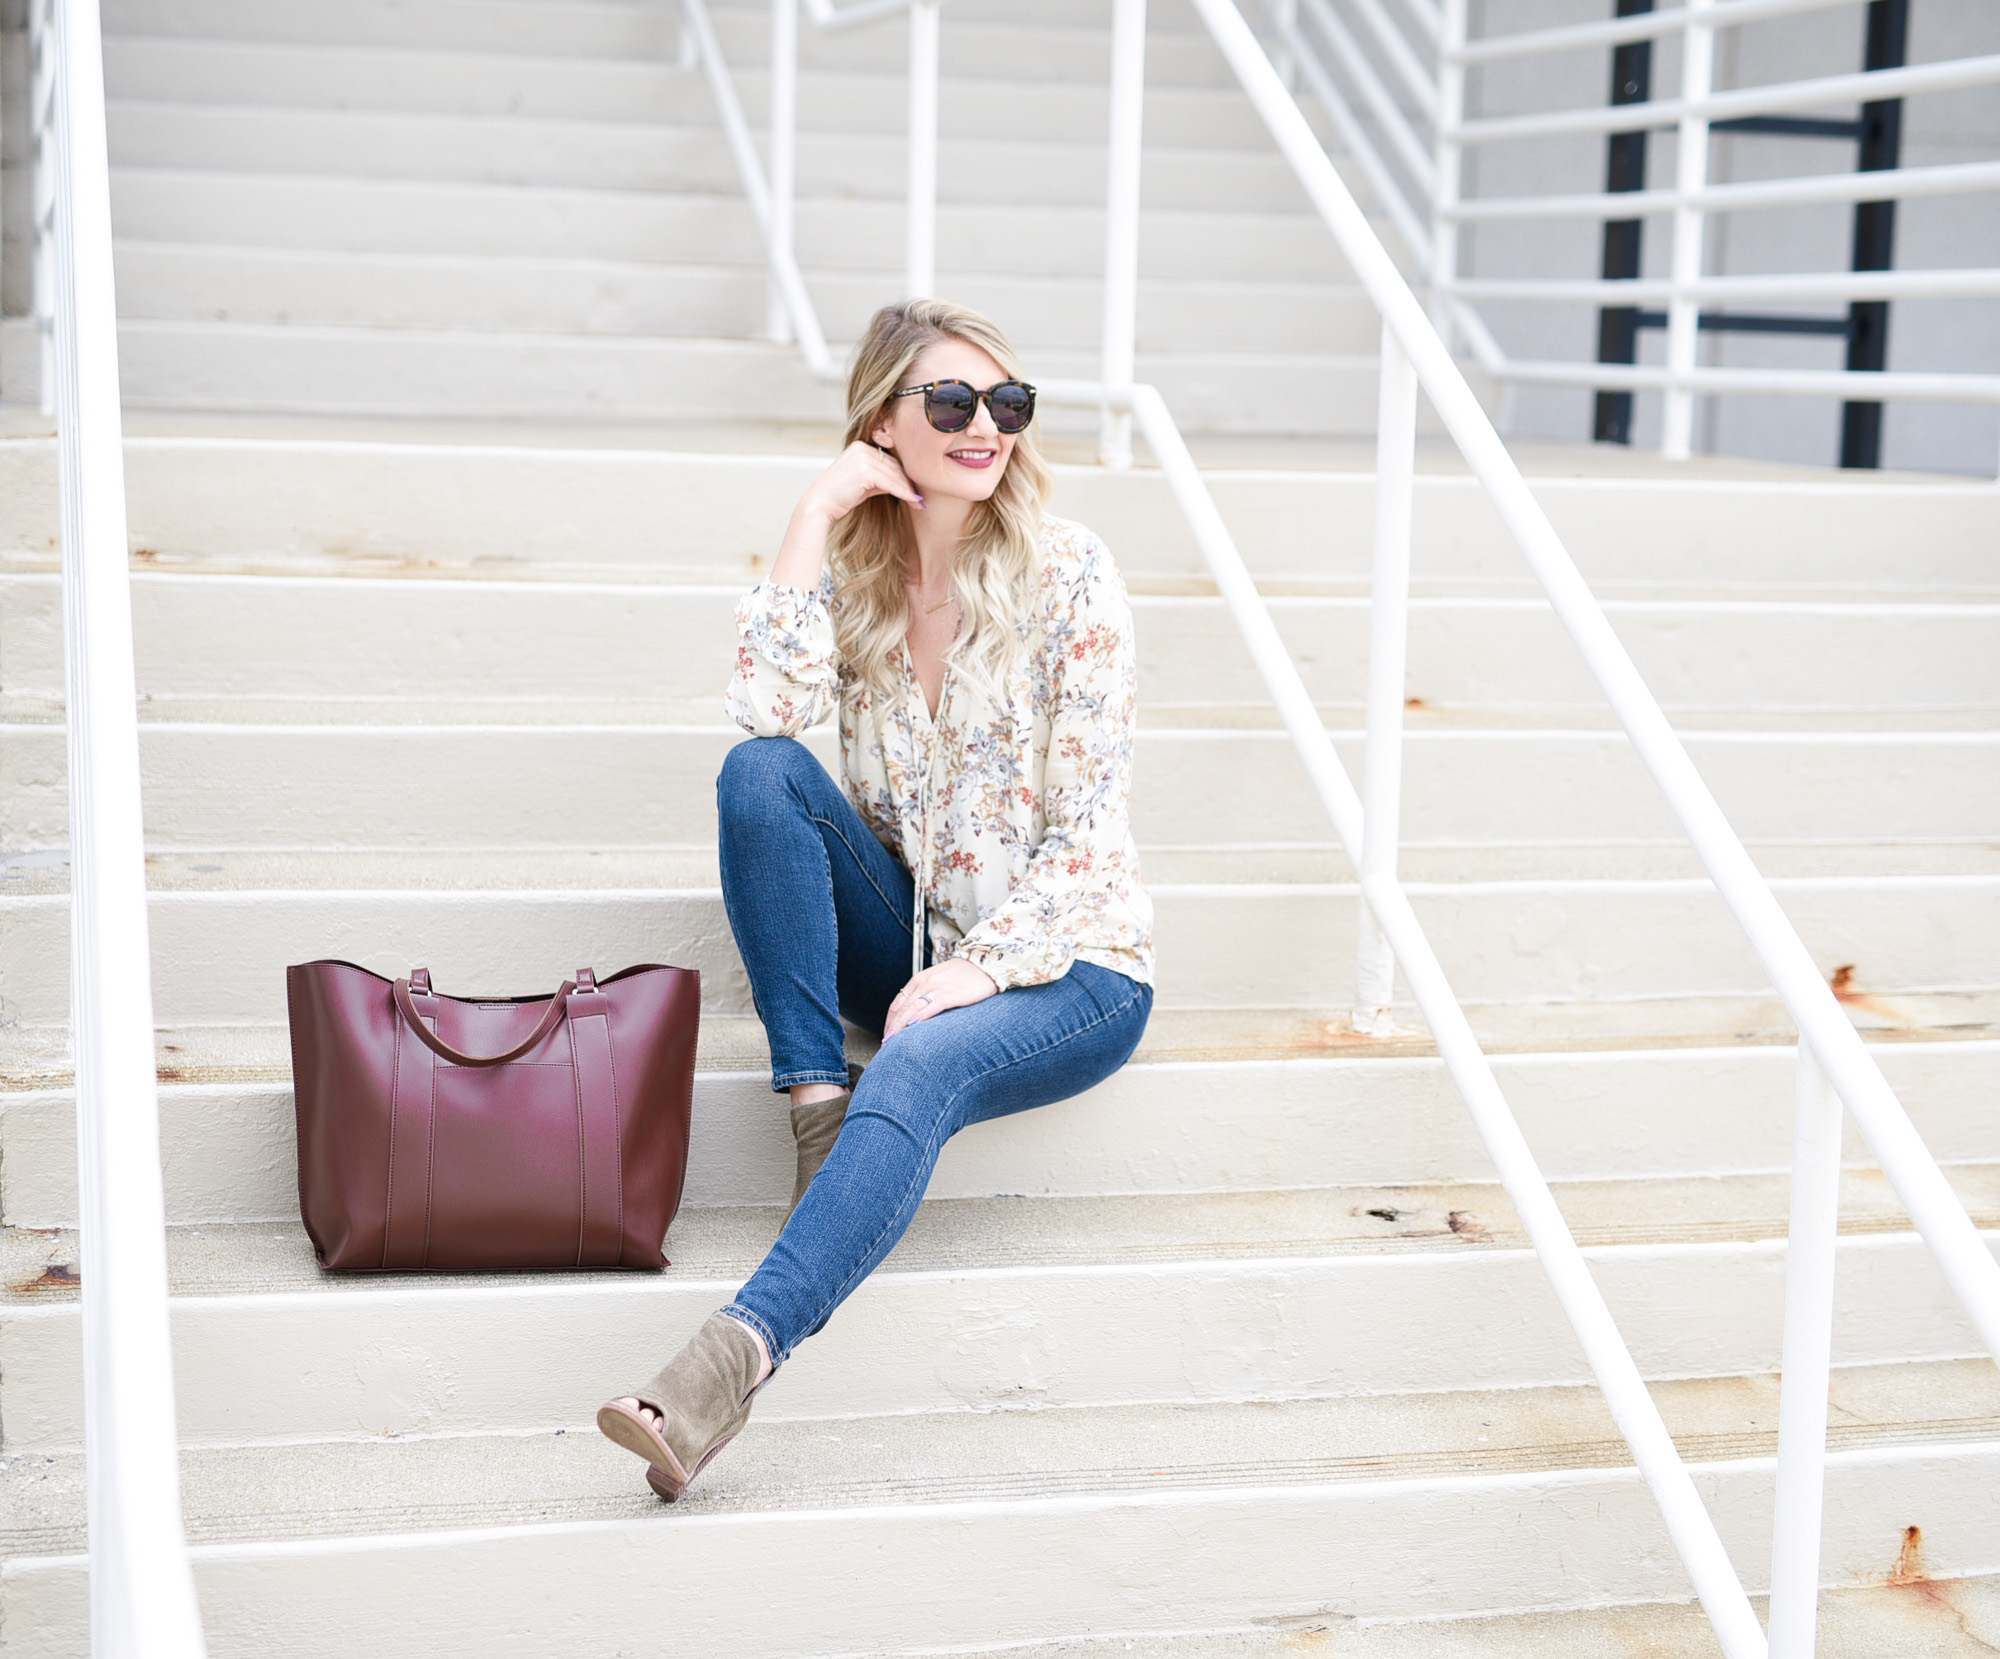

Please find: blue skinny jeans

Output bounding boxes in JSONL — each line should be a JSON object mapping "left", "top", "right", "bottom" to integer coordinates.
{"left": 714, "top": 736, "right": 1153, "bottom": 1365}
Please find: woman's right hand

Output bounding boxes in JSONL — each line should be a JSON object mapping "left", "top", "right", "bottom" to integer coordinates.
{"left": 802, "top": 441, "right": 925, "bottom": 523}
{"left": 768, "top": 443, "right": 922, "bottom": 592}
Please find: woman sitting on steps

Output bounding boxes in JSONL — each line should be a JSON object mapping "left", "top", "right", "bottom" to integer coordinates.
{"left": 596, "top": 298, "right": 1156, "bottom": 1501}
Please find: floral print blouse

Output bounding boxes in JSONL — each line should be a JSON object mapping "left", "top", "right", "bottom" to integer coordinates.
{"left": 725, "top": 514, "right": 1154, "bottom": 993}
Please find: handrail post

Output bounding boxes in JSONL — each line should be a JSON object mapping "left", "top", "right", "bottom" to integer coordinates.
{"left": 1661, "top": 0, "right": 1715, "bottom": 458}
{"left": 905, "top": 0, "right": 939, "bottom": 297}
{"left": 46, "top": 0, "right": 208, "bottom": 1652}
{"left": 767, "top": 0, "right": 799, "bottom": 343}
{"left": 1355, "top": 323, "right": 1417, "bottom": 1034}
{"left": 1429, "top": 0, "right": 1466, "bottom": 329}
{"left": 1766, "top": 1045, "right": 1845, "bottom": 1659}
{"left": 1099, "top": 0, "right": 1147, "bottom": 468}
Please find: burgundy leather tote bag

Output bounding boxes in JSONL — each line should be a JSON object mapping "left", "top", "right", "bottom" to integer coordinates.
{"left": 287, "top": 960, "right": 698, "bottom": 1271}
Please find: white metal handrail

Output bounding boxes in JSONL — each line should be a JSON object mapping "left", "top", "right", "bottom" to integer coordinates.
{"left": 1452, "top": 53, "right": 2000, "bottom": 147}
{"left": 1455, "top": 268, "right": 2000, "bottom": 303}
{"left": 1446, "top": 158, "right": 2000, "bottom": 222}
{"left": 1494, "top": 361, "right": 2000, "bottom": 403}
{"left": 1275, "top": 0, "right": 2000, "bottom": 465}
{"left": 1455, "top": 0, "right": 1882, "bottom": 66}
{"left": 29, "top": 0, "right": 208, "bottom": 1654}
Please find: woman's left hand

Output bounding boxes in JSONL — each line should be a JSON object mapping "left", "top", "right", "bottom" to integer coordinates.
{"left": 883, "top": 957, "right": 1000, "bottom": 1040}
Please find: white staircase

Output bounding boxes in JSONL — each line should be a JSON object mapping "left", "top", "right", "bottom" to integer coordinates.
{"left": 0, "top": 0, "right": 1406, "bottom": 433}
{"left": 4, "top": 1, "right": 2000, "bottom": 1654}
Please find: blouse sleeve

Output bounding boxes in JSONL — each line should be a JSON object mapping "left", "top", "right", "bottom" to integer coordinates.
{"left": 951, "top": 538, "right": 1142, "bottom": 992}
{"left": 725, "top": 576, "right": 842, "bottom": 738}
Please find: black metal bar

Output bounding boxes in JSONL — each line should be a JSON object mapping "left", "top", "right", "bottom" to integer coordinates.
{"left": 1711, "top": 115, "right": 1864, "bottom": 139}
{"left": 1840, "top": 0, "right": 1908, "bottom": 469}
{"left": 1594, "top": 0, "right": 1655, "bottom": 445}
{"left": 1634, "top": 309, "right": 1853, "bottom": 336}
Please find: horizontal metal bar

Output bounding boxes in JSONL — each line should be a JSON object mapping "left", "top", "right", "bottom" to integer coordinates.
{"left": 1712, "top": 114, "right": 1862, "bottom": 138}
{"left": 1451, "top": 266, "right": 2000, "bottom": 303}
{"left": 1455, "top": 0, "right": 1859, "bottom": 66}
{"left": 1631, "top": 308, "right": 1852, "bottom": 335}
{"left": 1492, "top": 358, "right": 2000, "bottom": 401}
{"left": 1445, "top": 159, "right": 2000, "bottom": 222}
{"left": 1453, "top": 53, "right": 2000, "bottom": 146}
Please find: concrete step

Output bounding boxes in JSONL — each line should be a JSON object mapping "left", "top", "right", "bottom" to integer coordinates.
{"left": 104, "top": 103, "right": 1339, "bottom": 214}
{"left": 5, "top": 1192, "right": 1998, "bottom": 1449}
{"left": 102, "top": 0, "right": 684, "bottom": 59}
{"left": 2, "top": 859, "right": 1996, "bottom": 1033}
{"left": 4, "top": 441, "right": 1994, "bottom": 598}
{"left": 3, "top": 1361, "right": 1997, "bottom": 1654}
{"left": 5, "top": 1039, "right": 1997, "bottom": 1229}
{"left": 711, "top": 7, "right": 1235, "bottom": 88}
{"left": 107, "top": 170, "right": 1358, "bottom": 283}
{"left": 5, "top": 718, "right": 1995, "bottom": 852}
{"left": 4, "top": 573, "right": 1992, "bottom": 724}
{"left": 74, "top": 322, "right": 1397, "bottom": 433}
{"left": 103, "top": 0, "right": 1230, "bottom": 88}
{"left": 108, "top": 243, "right": 1376, "bottom": 354}
{"left": 100, "top": 39, "right": 1282, "bottom": 149}
{"left": 844, "top": 1581, "right": 2000, "bottom": 1659}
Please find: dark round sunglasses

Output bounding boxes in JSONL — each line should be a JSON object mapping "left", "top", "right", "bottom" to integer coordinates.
{"left": 891, "top": 378, "right": 1037, "bottom": 435}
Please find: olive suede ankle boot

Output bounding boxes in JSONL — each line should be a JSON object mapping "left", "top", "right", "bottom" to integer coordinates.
{"left": 787, "top": 1064, "right": 863, "bottom": 1218}
{"left": 595, "top": 1311, "right": 769, "bottom": 1501}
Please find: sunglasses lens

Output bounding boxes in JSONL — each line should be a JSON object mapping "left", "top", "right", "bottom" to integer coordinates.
{"left": 925, "top": 383, "right": 977, "bottom": 431}
{"left": 989, "top": 382, "right": 1034, "bottom": 433}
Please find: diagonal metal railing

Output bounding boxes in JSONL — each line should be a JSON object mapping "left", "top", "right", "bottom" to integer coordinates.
{"left": 28, "top": 0, "right": 208, "bottom": 1652}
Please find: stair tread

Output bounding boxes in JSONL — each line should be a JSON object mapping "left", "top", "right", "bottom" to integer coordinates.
{"left": 8, "top": 695, "right": 1999, "bottom": 732}
{"left": 11, "top": 996, "right": 2000, "bottom": 1094}
{"left": 6, "top": 1360, "right": 1998, "bottom": 1556}
{"left": 854, "top": 1579, "right": 2000, "bottom": 1659}
{"left": 19, "top": 557, "right": 2000, "bottom": 615}
{"left": 6, "top": 841, "right": 1999, "bottom": 899}
{"left": 8, "top": 1165, "right": 1999, "bottom": 1307}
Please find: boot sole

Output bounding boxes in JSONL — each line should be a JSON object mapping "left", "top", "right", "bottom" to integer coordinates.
{"left": 595, "top": 1399, "right": 694, "bottom": 1493}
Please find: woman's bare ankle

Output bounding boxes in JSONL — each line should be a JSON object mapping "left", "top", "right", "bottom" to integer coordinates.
{"left": 789, "top": 1081, "right": 847, "bottom": 1108}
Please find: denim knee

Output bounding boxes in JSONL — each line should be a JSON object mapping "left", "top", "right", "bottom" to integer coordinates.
{"left": 847, "top": 1035, "right": 957, "bottom": 1145}
{"left": 717, "top": 735, "right": 818, "bottom": 824}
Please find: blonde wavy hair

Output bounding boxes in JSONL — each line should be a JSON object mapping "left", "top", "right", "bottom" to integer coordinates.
{"left": 829, "top": 299, "right": 1054, "bottom": 701}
